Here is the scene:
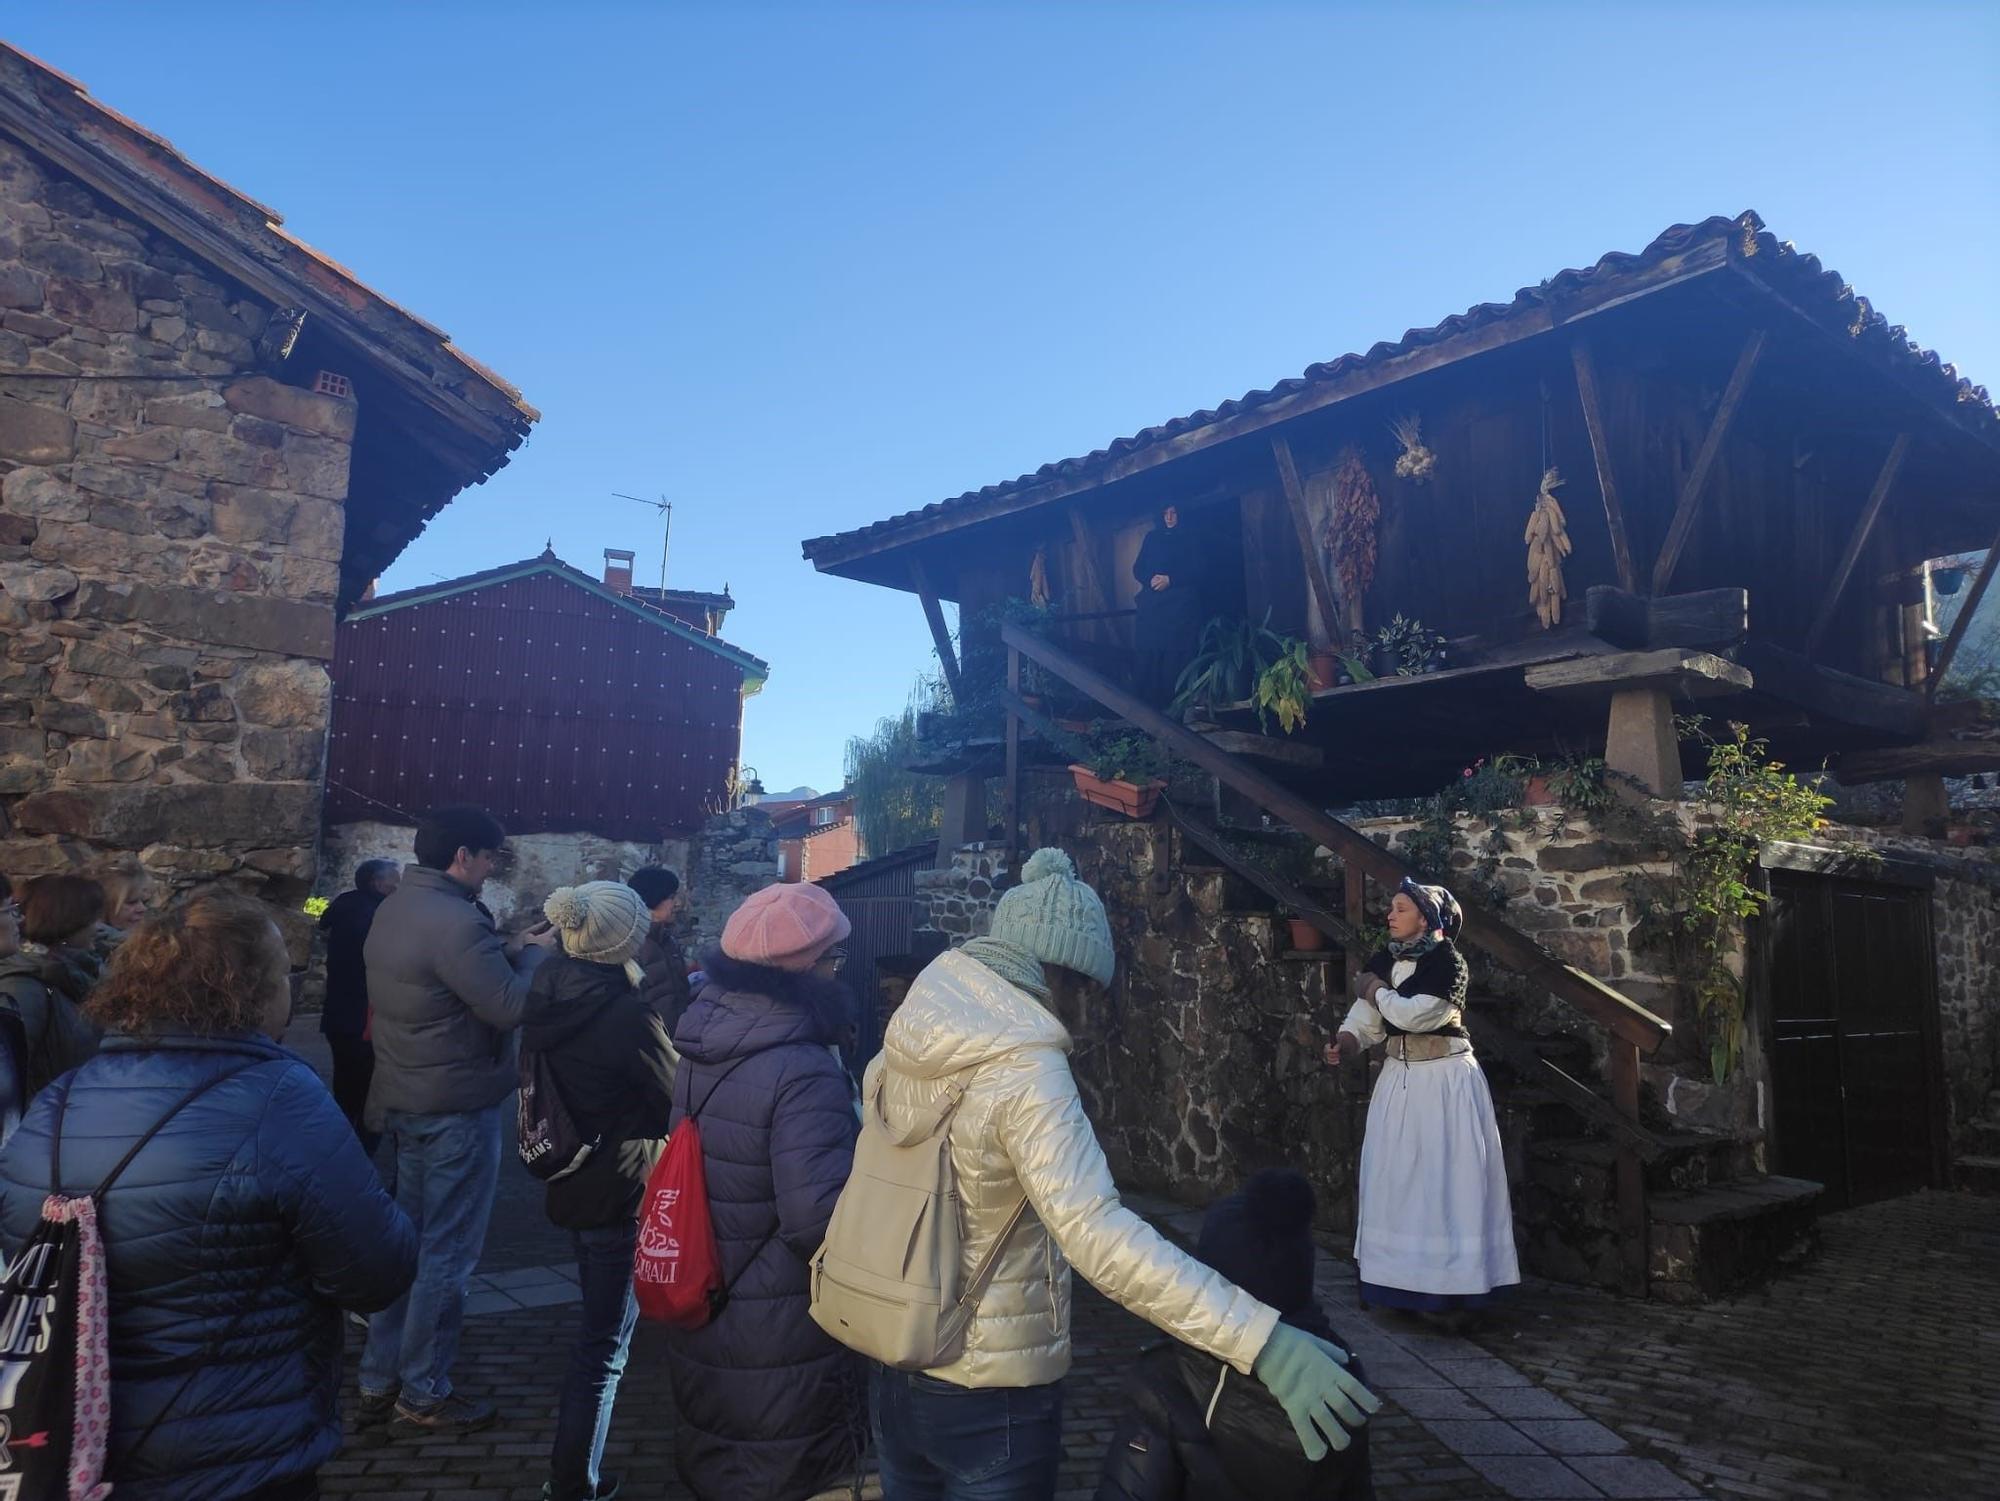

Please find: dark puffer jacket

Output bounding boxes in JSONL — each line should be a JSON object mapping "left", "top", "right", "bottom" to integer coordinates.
{"left": 0, "top": 1032, "right": 416, "bottom": 1500}
{"left": 636, "top": 920, "right": 694, "bottom": 1037}
{"left": 662, "top": 953, "right": 864, "bottom": 1501}
{"left": 0, "top": 943, "right": 103, "bottom": 1101}
{"left": 519, "top": 953, "right": 676, "bottom": 1231}
{"left": 1095, "top": 1305, "right": 1375, "bottom": 1501}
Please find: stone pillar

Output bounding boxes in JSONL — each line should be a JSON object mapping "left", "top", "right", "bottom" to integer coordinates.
{"left": 1902, "top": 773, "right": 1950, "bottom": 836}
{"left": 1606, "top": 688, "right": 1683, "bottom": 798}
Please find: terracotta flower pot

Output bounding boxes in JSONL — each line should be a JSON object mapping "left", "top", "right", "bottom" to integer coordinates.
{"left": 1307, "top": 651, "right": 1341, "bottom": 692}
{"left": 1521, "top": 774, "right": 1556, "bottom": 807}
{"left": 1287, "top": 917, "right": 1327, "bottom": 952}
{"left": 1069, "top": 764, "right": 1164, "bottom": 819}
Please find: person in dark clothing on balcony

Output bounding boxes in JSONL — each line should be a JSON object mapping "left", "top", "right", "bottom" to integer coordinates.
{"left": 318, "top": 858, "right": 400, "bottom": 1153}
{"left": 1132, "top": 503, "right": 1209, "bottom": 707}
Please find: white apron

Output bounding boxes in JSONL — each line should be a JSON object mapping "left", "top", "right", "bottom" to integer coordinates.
{"left": 1346, "top": 957, "right": 1520, "bottom": 1297}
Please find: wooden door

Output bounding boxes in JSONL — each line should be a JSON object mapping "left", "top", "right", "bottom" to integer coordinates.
{"left": 1763, "top": 868, "right": 1946, "bottom": 1209}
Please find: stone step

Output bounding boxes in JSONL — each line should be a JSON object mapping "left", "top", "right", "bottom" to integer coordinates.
{"left": 1956, "top": 1120, "right": 2000, "bottom": 1157}
{"left": 1953, "top": 1154, "right": 2000, "bottom": 1195}
{"left": 1528, "top": 1130, "right": 1758, "bottom": 1195}
{"left": 1648, "top": 1174, "right": 1824, "bottom": 1305}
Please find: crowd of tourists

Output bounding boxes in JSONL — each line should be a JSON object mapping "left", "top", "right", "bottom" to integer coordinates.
{"left": 0, "top": 800, "right": 1530, "bottom": 1501}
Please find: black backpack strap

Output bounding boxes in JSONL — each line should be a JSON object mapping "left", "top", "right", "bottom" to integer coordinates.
{"left": 50, "top": 1058, "right": 268, "bottom": 1199}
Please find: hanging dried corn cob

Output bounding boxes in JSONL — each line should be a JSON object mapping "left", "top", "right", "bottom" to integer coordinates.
{"left": 1325, "top": 446, "right": 1380, "bottom": 636}
{"left": 1524, "top": 466, "right": 1571, "bottom": 629}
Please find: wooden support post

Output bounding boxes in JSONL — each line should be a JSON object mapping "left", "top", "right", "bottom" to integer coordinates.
{"left": 1610, "top": 1040, "right": 1649, "bottom": 1297}
{"left": 1606, "top": 688, "right": 1684, "bottom": 798}
{"left": 1926, "top": 517, "right": 2000, "bottom": 702}
{"left": 1343, "top": 862, "right": 1367, "bottom": 1000}
{"left": 1271, "top": 434, "right": 1346, "bottom": 646}
{"left": 1003, "top": 644, "right": 1022, "bottom": 866}
{"left": 1806, "top": 433, "right": 1911, "bottom": 657}
{"left": 1651, "top": 328, "right": 1767, "bottom": 595}
{"left": 1067, "top": 504, "right": 1113, "bottom": 617}
{"left": 909, "top": 557, "right": 961, "bottom": 699}
{"left": 1570, "top": 339, "right": 1639, "bottom": 593}
{"left": 939, "top": 773, "right": 987, "bottom": 849}
{"left": 1902, "top": 773, "right": 1950, "bottom": 837}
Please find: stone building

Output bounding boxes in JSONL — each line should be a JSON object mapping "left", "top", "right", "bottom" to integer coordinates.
{"left": 0, "top": 44, "right": 534, "bottom": 952}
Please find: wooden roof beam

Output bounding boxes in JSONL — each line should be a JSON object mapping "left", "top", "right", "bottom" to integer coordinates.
{"left": 1270, "top": 435, "right": 1346, "bottom": 644}
{"left": 908, "top": 556, "right": 961, "bottom": 700}
{"left": 1651, "top": 328, "right": 1767, "bottom": 594}
{"left": 1926, "top": 513, "right": 2000, "bottom": 705}
{"left": 1569, "top": 339, "right": 1639, "bottom": 593}
{"left": 1806, "top": 432, "right": 1912, "bottom": 658}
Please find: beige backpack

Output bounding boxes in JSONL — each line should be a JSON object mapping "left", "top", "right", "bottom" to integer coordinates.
{"left": 809, "top": 1071, "right": 1027, "bottom": 1370}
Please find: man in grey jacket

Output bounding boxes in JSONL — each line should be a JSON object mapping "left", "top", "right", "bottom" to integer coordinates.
{"left": 358, "top": 805, "right": 554, "bottom": 1436}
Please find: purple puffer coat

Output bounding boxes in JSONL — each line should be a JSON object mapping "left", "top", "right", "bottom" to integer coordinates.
{"left": 663, "top": 952, "right": 865, "bottom": 1501}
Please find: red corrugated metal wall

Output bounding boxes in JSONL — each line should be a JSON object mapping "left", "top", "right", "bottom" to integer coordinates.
{"left": 326, "top": 573, "right": 745, "bottom": 840}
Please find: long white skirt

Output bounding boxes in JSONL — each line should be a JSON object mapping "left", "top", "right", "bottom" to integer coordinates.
{"left": 1354, "top": 1050, "right": 1520, "bottom": 1300}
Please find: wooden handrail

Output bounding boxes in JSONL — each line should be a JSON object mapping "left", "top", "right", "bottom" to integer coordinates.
{"left": 1160, "top": 799, "right": 1356, "bottom": 948}
{"left": 1002, "top": 622, "right": 1672, "bottom": 1054}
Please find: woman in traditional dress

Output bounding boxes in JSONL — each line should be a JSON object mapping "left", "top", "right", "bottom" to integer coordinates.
{"left": 1326, "top": 878, "right": 1518, "bottom": 1323}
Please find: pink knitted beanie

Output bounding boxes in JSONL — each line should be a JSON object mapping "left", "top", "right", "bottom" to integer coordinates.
{"left": 721, "top": 882, "right": 852, "bottom": 972}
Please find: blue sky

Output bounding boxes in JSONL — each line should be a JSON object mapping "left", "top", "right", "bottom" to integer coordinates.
{"left": 9, "top": 3, "right": 1997, "bottom": 792}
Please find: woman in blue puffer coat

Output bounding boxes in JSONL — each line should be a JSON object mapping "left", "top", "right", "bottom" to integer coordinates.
{"left": 663, "top": 882, "right": 865, "bottom": 1501}
{"left": 0, "top": 889, "right": 417, "bottom": 1501}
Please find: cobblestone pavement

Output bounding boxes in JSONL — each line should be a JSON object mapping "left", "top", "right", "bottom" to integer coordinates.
{"left": 289, "top": 1028, "right": 1988, "bottom": 1500}
{"left": 1468, "top": 1190, "right": 1999, "bottom": 1501}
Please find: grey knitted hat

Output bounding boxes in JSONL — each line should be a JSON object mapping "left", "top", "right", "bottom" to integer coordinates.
{"left": 988, "top": 847, "right": 1116, "bottom": 986}
{"left": 544, "top": 881, "right": 650, "bottom": 970}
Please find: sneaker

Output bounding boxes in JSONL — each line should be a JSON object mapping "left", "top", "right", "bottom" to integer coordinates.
{"left": 543, "top": 1476, "right": 621, "bottom": 1501}
{"left": 393, "top": 1393, "right": 498, "bottom": 1435}
{"left": 354, "top": 1388, "right": 400, "bottom": 1428}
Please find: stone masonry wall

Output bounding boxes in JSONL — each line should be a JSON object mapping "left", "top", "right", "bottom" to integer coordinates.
{"left": 683, "top": 807, "right": 779, "bottom": 959}
{"left": 319, "top": 820, "right": 694, "bottom": 933}
{"left": 0, "top": 137, "right": 352, "bottom": 954}
{"left": 913, "top": 842, "right": 1008, "bottom": 947}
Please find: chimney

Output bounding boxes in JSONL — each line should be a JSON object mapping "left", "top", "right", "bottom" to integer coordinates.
{"left": 603, "top": 548, "right": 636, "bottom": 595}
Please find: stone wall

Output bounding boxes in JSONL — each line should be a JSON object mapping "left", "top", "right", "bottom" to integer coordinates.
{"left": 0, "top": 137, "right": 351, "bottom": 953}
{"left": 914, "top": 842, "right": 1009, "bottom": 947}
{"left": 318, "top": 820, "right": 693, "bottom": 933}
{"left": 683, "top": 807, "right": 779, "bottom": 959}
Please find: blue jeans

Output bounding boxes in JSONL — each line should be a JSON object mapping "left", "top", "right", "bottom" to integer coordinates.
{"left": 358, "top": 1102, "right": 504, "bottom": 1408}
{"left": 550, "top": 1222, "right": 640, "bottom": 1500}
{"left": 871, "top": 1367, "right": 1064, "bottom": 1501}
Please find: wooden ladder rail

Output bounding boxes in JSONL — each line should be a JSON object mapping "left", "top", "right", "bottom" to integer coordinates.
{"left": 1003, "top": 624, "right": 1669, "bottom": 1295}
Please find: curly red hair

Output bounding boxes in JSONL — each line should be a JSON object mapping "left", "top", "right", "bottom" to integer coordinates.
{"left": 90, "top": 889, "right": 287, "bottom": 1036}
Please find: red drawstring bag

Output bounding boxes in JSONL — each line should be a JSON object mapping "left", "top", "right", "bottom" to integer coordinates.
{"left": 634, "top": 1054, "right": 775, "bottom": 1328}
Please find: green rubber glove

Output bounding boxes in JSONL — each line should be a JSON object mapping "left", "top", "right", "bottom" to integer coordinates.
{"left": 1251, "top": 1323, "right": 1382, "bottom": 1460}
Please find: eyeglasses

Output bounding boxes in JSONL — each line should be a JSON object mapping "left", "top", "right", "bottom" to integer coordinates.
{"left": 822, "top": 950, "right": 848, "bottom": 972}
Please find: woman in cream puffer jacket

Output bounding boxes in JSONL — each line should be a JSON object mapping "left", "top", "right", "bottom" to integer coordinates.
{"left": 866, "top": 849, "right": 1376, "bottom": 1499}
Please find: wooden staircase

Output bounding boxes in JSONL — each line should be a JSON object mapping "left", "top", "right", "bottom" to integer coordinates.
{"left": 1003, "top": 621, "right": 1826, "bottom": 1300}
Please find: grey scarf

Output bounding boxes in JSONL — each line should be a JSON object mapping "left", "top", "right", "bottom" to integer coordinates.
{"left": 959, "top": 935, "right": 1051, "bottom": 1003}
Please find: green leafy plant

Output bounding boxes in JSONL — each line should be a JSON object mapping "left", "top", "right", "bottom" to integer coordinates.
{"left": 1628, "top": 719, "right": 1831, "bottom": 1083}
{"left": 1077, "top": 725, "right": 1167, "bottom": 785}
{"left": 1253, "top": 635, "right": 1312, "bottom": 735}
{"left": 1173, "top": 611, "right": 1290, "bottom": 714}
{"left": 1374, "top": 613, "right": 1447, "bottom": 676}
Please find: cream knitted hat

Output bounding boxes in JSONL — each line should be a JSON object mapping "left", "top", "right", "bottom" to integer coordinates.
{"left": 544, "top": 881, "right": 650, "bottom": 973}
{"left": 987, "top": 847, "right": 1116, "bottom": 986}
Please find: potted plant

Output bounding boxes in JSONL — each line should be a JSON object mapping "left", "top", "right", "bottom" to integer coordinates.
{"left": 1307, "top": 645, "right": 1342, "bottom": 692}
{"left": 1172, "top": 611, "right": 1290, "bottom": 714}
{"left": 1284, "top": 912, "right": 1329, "bottom": 952}
{"left": 1375, "top": 614, "right": 1448, "bottom": 676}
{"left": 1068, "top": 729, "right": 1168, "bottom": 818}
{"left": 1253, "top": 635, "right": 1312, "bottom": 735}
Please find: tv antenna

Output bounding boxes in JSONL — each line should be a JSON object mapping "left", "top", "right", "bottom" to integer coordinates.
{"left": 613, "top": 491, "right": 672, "bottom": 593}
